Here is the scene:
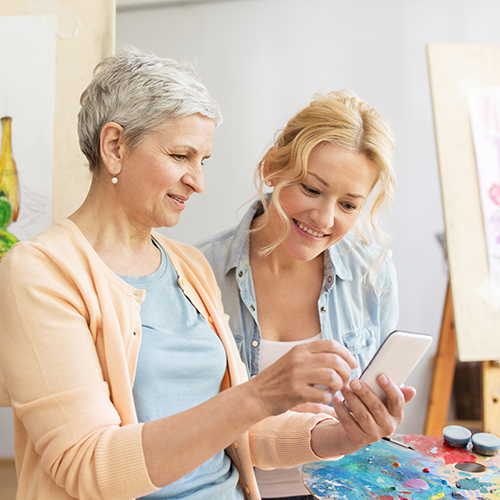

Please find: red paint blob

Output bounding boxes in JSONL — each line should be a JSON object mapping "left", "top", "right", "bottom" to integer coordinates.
{"left": 423, "top": 467, "right": 430, "bottom": 473}
{"left": 393, "top": 461, "right": 400, "bottom": 468}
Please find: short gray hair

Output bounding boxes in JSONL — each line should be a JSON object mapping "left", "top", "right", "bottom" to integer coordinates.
{"left": 78, "top": 45, "right": 223, "bottom": 173}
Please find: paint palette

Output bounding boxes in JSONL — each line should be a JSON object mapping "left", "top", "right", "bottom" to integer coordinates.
{"left": 302, "top": 434, "right": 500, "bottom": 499}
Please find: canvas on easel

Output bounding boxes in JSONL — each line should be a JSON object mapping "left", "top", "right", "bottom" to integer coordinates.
{"left": 425, "top": 43, "right": 500, "bottom": 436}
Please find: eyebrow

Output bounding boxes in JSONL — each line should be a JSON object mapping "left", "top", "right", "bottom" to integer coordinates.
{"left": 308, "top": 172, "right": 367, "bottom": 200}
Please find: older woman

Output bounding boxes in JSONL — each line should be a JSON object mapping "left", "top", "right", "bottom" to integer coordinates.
{"left": 198, "top": 90, "right": 404, "bottom": 500}
{"left": 0, "top": 48, "right": 414, "bottom": 500}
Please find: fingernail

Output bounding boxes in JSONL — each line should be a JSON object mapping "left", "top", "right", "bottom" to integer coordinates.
{"left": 350, "top": 379, "right": 361, "bottom": 391}
{"left": 379, "top": 374, "right": 388, "bottom": 385}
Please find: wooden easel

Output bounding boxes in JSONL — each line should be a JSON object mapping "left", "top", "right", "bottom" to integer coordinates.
{"left": 425, "top": 43, "right": 500, "bottom": 437}
{"left": 425, "top": 282, "right": 500, "bottom": 436}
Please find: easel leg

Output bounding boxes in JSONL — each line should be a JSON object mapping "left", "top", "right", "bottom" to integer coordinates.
{"left": 424, "top": 282, "right": 457, "bottom": 436}
{"left": 482, "top": 361, "right": 500, "bottom": 435}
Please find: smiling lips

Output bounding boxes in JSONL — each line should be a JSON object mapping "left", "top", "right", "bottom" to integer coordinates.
{"left": 168, "top": 194, "right": 187, "bottom": 208}
{"left": 293, "top": 219, "right": 327, "bottom": 238}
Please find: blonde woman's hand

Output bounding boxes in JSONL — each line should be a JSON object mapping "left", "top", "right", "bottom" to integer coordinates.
{"left": 310, "top": 374, "right": 416, "bottom": 458}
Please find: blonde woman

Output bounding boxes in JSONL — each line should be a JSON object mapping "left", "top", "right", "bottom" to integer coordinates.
{"left": 198, "top": 91, "right": 406, "bottom": 500}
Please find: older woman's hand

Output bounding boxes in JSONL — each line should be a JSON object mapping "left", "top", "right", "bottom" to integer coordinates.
{"left": 246, "top": 339, "right": 357, "bottom": 418}
{"left": 310, "top": 374, "right": 416, "bottom": 458}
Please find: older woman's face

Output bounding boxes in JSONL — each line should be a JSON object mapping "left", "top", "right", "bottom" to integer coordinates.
{"left": 117, "top": 113, "right": 215, "bottom": 229}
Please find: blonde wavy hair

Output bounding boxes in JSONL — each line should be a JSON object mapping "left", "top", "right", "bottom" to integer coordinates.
{"left": 253, "top": 90, "right": 396, "bottom": 284}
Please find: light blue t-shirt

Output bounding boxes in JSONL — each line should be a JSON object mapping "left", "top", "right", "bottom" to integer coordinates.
{"left": 121, "top": 242, "right": 242, "bottom": 500}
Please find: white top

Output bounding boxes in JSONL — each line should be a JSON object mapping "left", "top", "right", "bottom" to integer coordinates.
{"left": 255, "top": 333, "right": 322, "bottom": 498}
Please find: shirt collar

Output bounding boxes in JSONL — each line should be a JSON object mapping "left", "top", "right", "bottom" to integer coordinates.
{"left": 223, "top": 197, "right": 263, "bottom": 275}
{"left": 223, "top": 194, "right": 354, "bottom": 282}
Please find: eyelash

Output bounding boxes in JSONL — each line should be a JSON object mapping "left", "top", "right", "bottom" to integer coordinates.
{"left": 300, "top": 184, "right": 358, "bottom": 212}
{"left": 171, "top": 154, "right": 205, "bottom": 166}
{"left": 300, "top": 183, "right": 320, "bottom": 196}
{"left": 342, "top": 203, "right": 358, "bottom": 212}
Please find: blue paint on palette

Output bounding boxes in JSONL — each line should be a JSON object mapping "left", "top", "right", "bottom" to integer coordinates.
{"left": 303, "top": 439, "right": 458, "bottom": 499}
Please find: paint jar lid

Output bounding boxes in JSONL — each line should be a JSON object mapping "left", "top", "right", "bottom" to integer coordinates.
{"left": 443, "top": 425, "right": 471, "bottom": 448}
{"left": 471, "top": 432, "right": 500, "bottom": 456}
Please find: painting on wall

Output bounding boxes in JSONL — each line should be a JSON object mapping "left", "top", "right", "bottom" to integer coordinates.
{"left": 0, "top": 15, "right": 56, "bottom": 257}
{"left": 468, "top": 87, "right": 500, "bottom": 290}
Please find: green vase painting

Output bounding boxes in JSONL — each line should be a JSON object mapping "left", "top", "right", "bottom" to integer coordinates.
{"left": 0, "top": 116, "right": 20, "bottom": 258}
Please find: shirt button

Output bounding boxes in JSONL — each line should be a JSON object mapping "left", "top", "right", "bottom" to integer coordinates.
{"left": 133, "top": 331, "right": 137, "bottom": 336}
{"left": 249, "top": 305, "right": 255, "bottom": 312}
{"left": 244, "top": 486, "right": 250, "bottom": 494}
{"left": 361, "top": 339, "right": 366, "bottom": 346}
{"left": 327, "top": 276, "right": 333, "bottom": 283}
{"left": 238, "top": 270, "right": 243, "bottom": 277}
{"left": 233, "top": 441, "right": 239, "bottom": 449}
{"left": 251, "top": 340, "right": 259, "bottom": 348}
{"left": 320, "top": 306, "right": 327, "bottom": 313}
{"left": 208, "top": 316, "right": 215, "bottom": 324}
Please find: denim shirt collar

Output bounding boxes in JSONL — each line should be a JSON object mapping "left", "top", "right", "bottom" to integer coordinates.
{"left": 223, "top": 195, "right": 354, "bottom": 286}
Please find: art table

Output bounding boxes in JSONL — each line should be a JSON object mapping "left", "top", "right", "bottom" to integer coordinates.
{"left": 302, "top": 434, "right": 500, "bottom": 499}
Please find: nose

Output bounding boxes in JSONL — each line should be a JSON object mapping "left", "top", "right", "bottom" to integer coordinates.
{"left": 310, "top": 200, "right": 335, "bottom": 230}
{"left": 183, "top": 162, "right": 205, "bottom": 194}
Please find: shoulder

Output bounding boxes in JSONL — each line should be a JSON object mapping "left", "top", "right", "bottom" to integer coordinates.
{"left": 153, "top": 232, "right": 220, "bottom": 285}
{"left": 195, "top": 226, "right": 238, "bottom": 267}
{"left": 1, "top": 220, "right": 83, "bottom": 269}
{"left": 334, "top": 234, "right": 396, "bottom": 288}
{"left": 0, "top": 221, "right": 95, "bottom": 302}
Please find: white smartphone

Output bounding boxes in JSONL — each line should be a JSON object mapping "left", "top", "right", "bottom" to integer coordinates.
{"left": 358, "top": 330, "right": 433, "bottom": 402}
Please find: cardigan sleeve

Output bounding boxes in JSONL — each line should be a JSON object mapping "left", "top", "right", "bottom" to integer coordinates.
{"left": 248, "top": 411, "right": 340, "bottom": 470}
{"left": 0, "top": 242, "right": 158, "bottom": 500}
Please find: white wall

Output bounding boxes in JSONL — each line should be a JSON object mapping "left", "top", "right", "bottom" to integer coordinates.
{"left": 1, "top": 0, "right": 498, "bottom": 458}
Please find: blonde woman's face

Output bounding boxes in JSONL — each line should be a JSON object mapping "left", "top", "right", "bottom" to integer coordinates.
{"left": 272, "top": 142, "right": 378, "bottom": 262}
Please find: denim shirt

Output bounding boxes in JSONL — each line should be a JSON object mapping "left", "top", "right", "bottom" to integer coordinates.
{"left": 197, "top": 198, "right": 399, "bottom": 380}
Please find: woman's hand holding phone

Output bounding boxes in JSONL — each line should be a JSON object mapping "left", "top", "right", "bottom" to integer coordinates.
{"left": 310, "top": 374, "right": 417, "bottom": 458}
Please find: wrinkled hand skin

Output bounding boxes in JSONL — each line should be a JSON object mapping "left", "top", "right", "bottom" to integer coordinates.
{"left": 310, "top": 374, "right": 417, "bottom": 458}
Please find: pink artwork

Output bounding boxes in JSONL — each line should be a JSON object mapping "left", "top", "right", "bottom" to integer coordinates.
{"left": 468, "top": 88, "right": 500, "bottom": 287}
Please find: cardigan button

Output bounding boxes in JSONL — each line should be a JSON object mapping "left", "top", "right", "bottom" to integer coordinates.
{"left": 320, "top": 306, "right": 327, "bottom": 313}
{"left": 238, "top": 270, "right": 243, "bottom": 278}
{"left": 249, "top": 305, "right": 255, "bottom": 312}
{"left": 251, "top": 340, "right": 259, "bottom": 348}
{"left": 244, "top": 486, "right": 250, "bottom": 494}
{"left": 233, "top": 441, "right": 239, "bottom": 449}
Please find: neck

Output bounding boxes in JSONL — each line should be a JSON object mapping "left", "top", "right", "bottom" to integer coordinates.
{"left": 250, "top": 212, "right": 308, "bottom": 274}
{"left": 69, "top": 175, "right": 155, "bottom": 267}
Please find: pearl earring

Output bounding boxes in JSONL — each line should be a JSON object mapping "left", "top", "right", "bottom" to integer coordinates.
{"left": 265, "top": 180, "right": 272, "bottom": 187}
{"left": 111, "top": 175, "right": 118, "bottom": 184}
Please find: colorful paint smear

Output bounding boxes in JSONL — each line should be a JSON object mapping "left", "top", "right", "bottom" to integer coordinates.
{"left": 302, "top": 435, "right": 500, "bottom": 499}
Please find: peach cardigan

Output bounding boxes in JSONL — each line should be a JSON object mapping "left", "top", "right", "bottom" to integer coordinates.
{"left": 0, "top": 220, "right": 333, "bottom": 500}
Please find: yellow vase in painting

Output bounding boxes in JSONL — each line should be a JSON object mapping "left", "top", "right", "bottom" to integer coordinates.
{"left": 0, "top": 116, "right": 20, "bottom": 257}
{"left": 0, "top": 116, "right": 20, "bottom": 221}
